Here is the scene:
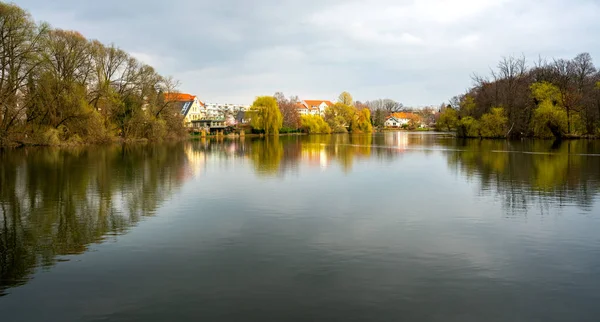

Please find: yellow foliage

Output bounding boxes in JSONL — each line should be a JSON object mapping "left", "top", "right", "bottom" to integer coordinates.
{"left": 437, "top": 108, "right": 458, "bottom": 131}
{"left": 531, "top": 81, "right": 562, "bottom": 105}
{"left": 480, "top": 107, "right": 507, "bottom": 138}
{"left": 300, "top": 115, "right": 331, "bottom": 134}
{"left": 354, "top": 108, "right": 373, "bottom": 133}
{"left": 531, "top": 100, "right": 568, "bottom": 138}
{"left": 249, "top": 96, "right": 283, "bottom": 136}
{"left": 460, "top": 95, "right": 476, "bottom": 116}
{"left": 457, "top": 117, "right": 480, "bottom": 138}
{"left": 530, "top": 82, "right": 568, "bottom": 138}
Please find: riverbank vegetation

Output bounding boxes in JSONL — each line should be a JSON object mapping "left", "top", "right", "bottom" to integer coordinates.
{"left": 0, "top": 2, "right": 186, "bottom": 147}
{"left": 272, "top": 91, "right": 373, "bottom": 135}
{"left": 439, "top": 53, "right": 600, "bottom": 139}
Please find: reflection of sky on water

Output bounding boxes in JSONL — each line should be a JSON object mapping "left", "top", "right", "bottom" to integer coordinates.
{"left": 3, "top": 134, "right": 600, "bottom": 321}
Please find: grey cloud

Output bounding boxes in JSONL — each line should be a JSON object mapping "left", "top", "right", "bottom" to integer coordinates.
{"left": 16, "top": 0, "right": 600, "bottom": 105}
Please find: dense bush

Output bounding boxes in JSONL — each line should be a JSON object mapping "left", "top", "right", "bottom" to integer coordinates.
{"left": 456, "top": 117, "right": 480, "bottom": 138}
{"left": 301, "top": 115, "right": 332, "bottom": 134}
{"left": 480, "top": 108, "right": 508, "bottom": 138}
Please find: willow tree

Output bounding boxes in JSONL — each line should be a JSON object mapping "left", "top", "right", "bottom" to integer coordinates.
{"left": 353, "top": 108, "right": 373, "bottom": 133}
{"left": 324, "top": 102, "right": 356, "bottom": 133}
{"left": 249, "top": 96, "right": 282, "bottom": 135}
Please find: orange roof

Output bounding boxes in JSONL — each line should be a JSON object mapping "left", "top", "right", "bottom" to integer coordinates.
{"left": 295, "top": 102, "right": 306, "bottom": 109}
{"left": 164, "top": 93, "right": 196, "bottom": 102}
{"left": 388, "top": 112, "right": 417, "bottom": 120}
{"left": 303, "top": 100, "right": 334, "bottom": 109}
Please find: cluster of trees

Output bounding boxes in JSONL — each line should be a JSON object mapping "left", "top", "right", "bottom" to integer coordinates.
{"left": 438, "top": 53, "right": 600, "bottom": 138}
{"left": 0, "top": 3, "right": 186, "bottom": 146}
{"left": 256, "top": 91, "right": 373, "bottom": 135}
{"left": 361, "top": 99, "right": 435, "bottom": 129}
{"left": 362, "top": 99, "right": 403, "bottom": 128}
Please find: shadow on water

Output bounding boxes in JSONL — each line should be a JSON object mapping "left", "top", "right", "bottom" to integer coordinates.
{"left": 0, "top": 143, "right": 191, "bottom": 296}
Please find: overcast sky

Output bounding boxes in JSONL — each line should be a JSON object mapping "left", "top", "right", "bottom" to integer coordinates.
{"left": 15, "top": 0, "right": 600, "bottom": 106}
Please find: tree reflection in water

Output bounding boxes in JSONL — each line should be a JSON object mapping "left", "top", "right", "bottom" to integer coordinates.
{"left": 2, "top": 134, "right": 599, "bottom": 296}
{"left": 446, "top": 139, "right": 600, "bottom": 214}
{"left": 0, "top": 144, "right": 189, "bottom": 295}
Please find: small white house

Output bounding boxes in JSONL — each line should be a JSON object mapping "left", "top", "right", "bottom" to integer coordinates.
{"left": 385, "top": 116, "right": 410, "bottom": 128}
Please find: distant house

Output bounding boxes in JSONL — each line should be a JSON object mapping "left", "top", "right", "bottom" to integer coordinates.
{"left": 384, "top": 116, "right": 405, "bottom": 128}
{"left": 164, "top": 93, "right": 205, "bottom": 126}
{"left": 296, "top": 102, "right": 309, "bottom": 116}
{"left": 296, "top": 100, "right": 334, "bottom": 116}
{"left": 385, "top": 112, "right": 419, "bottom": 128}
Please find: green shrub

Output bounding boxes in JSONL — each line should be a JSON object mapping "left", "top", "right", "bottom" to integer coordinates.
{"left": 279, "top": 126, "right": 300, "bottom": 134}
{"left": 456, "top": 116, "right": 480, "bottom": 138}
{"left": 480, "top": 107, "right": 507, "bottom": 138}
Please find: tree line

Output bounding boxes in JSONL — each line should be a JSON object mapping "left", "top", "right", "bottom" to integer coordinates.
{"left": 249, "top": 91, "right": 373, "bottom": 136}
{"left": 438, "top": 53, "right": 600, "bottom": 139}
{"left": 0, "top": 2, "right": 186, "bottom": 147}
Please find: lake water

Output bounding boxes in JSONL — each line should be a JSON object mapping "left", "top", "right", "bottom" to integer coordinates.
{"left": 1, "top": 132, "right": 600, "bottom": 321}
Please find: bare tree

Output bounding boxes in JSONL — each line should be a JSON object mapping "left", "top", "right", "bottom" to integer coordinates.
{"left": 366, "top": 99, "right": 403, "bottom": 114}
{"left": 274, "top": 92, "right": 300, "bottom": 129}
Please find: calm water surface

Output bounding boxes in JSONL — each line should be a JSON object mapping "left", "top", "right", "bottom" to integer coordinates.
{"left": 1, "top": 133, "right": 600, "bottom": 321}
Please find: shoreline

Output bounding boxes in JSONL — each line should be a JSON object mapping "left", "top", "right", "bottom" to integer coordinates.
{"left": 3, "top": 130, "right": 600, "bottom": 149}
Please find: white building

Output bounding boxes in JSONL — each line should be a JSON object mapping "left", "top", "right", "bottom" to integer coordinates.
{"left": 384, "top": 116, "right": 410, "bottom": 128}
{"left": 203, "top": 103, "right": 249, "bottom": 119}
{"left": 164, "top": 93, "right": 205, "bottom": 126}
{"left": 296, "top": 100, "right": 334, "bottom": 116}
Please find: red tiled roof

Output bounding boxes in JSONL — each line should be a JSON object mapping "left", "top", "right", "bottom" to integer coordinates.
{"left": 164, "top": 93, "right": 196, "bottom": 102}
{"left": 302, "top": 100, "right": 334, "bottom": 109}
{"left": 387, "top": 112, "right": 420, "bottom": 120}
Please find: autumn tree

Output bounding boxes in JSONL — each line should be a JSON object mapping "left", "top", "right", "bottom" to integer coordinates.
{"left": 480, "top": 107, "right": 508, "bottom": 138}
{"left": 300, "top": 115, "right": 331, "bottom": 134}
{"left": 436, "top": 107, "right": 458, "bottom": 131}
{"left": 0, "top": 2, "right": 187, "bottom": 146}
{"left": 353, "top": 108, "right": 373, "bottom": 133}
{"left": 273, "top": 92, "right": 300, "bottom": 129}
{"left": 338, "top": 91, "right": 353, "bottom": 106}
{"left": 324, "top": 102, "right": 355, "bottom": 133}
{"left": 530, "top": 82, "right": 568, "bottom": 138}
{"left": 0, "top": 3, "right": 47, "bottom": 144}
{"left": 456, "top": 116, "right": 480, "bottom": 138}
{"left": 249, "top": 96, "right": 283, "bottom": 135}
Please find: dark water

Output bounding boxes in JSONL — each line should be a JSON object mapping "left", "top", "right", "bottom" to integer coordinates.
{"left": 1, "top": 133, "right": 600, "bottom": 321}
